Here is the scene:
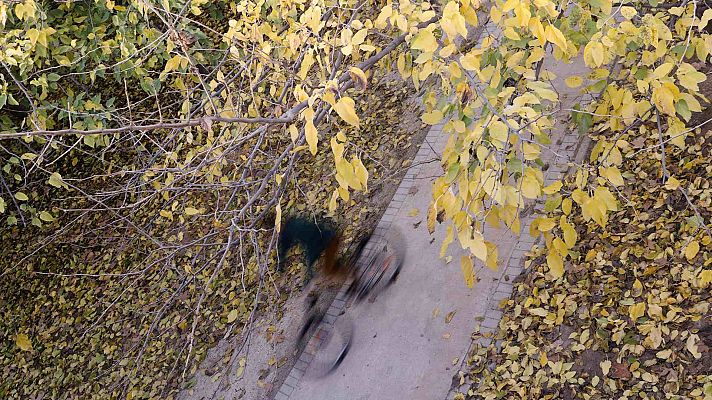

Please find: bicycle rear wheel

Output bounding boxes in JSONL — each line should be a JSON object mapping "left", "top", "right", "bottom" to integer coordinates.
{"left": 302, "top": 313, "right": 354, "bottom": 378}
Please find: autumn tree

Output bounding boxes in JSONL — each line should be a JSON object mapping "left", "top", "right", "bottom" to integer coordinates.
{"left": 1, "top": 0, "right": 711, "bottom": 397}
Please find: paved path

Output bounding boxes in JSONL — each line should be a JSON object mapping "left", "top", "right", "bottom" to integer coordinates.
{"left": 276, "top": 38, "right": 594, "bottom": 400}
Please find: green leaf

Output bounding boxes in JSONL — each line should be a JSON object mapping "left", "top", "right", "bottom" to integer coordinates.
{"left": 14, "top": 192, "right": 29, "bottom": 201}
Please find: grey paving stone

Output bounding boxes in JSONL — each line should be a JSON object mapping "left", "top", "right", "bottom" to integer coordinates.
{"left": 294, "top": 360, "right": 308, "bottom": 372}
{"left": 284, "top": 375, "right": 299, "bottom": 389}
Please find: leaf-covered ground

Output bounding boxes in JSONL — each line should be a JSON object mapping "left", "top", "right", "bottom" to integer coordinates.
{"left": 0, "top": 78, "right": 429, "bottom": 399}
{"left": 453, "top": 85, "right": 712, "bottom": 399}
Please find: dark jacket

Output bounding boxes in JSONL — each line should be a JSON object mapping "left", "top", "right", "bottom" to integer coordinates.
{"left": 277, "top": 217, "right": 340, "bottom": 280}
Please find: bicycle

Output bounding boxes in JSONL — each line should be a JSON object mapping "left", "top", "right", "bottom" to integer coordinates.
{"left": 294, "top": 227, "right": 405, "bottom": 377}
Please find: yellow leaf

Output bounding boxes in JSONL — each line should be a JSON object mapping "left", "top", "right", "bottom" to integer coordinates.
{"left": 594, "top": 186, "right": 618, "bottom": 212}
{"left": 422, "top": 109, "right": 444, "bottom": 125}
{"left": 539, "top": 351, "right": 548, "bottom": 367}
{"left": 700, "top": 8, "right": 712, "bottom": 30}
{"left": 352, "top": 28, "right": 368, "bottom": 46}
{"left": 699, "top": 270, "right": 711, "bottom": 287}
{"left": 534, "top": 217, "right": 556, "bottom": 232}
{"left": 352, "top": 157, "right": 369, "bottom": 191}
{"left": 440, "top": 225, "right": 454, "bottom": 258}
{"left": 298, "top": 52, "right": 315, "bottom": 80}
{"left": 411, "top": 29, "right": 438, "bottom": 53}
{"left": 336, "top": 158, "right": 361, "bottom": 190}
{"left": 652, "top": 83, "right": 677, "bottom": 116}
{"left": 545, "top": 24, "right": 567, "bottom": 52}
{"left": 16, "top": 333, "right": 32, "bottom": 351}
{"left": 629, "top": 302, "right": 645, "bottom": 320}
{"left": 521, "top": 175, "right": 541, "bottom": 199}
{"left": 304, "top": 107, "right": 318, "bottom": 155}
{"left": 562, "top": 198, "right": 572, "bottom": 215}
{"left": 331, "top": 137, "right": 345, "bottom": 163}
{"left": 469, "top": 232, "right": 488, "bottom": 262}
{"left": 489, "top": 120, "right": 508, "bottom": 144}
{"left": 163, "top": 55, "right": 183, "bottom": 73}
{"left": 664, "top": 176, "right": 681, "bottom": 190}
{"left": 227, "top": 309, "right": 239, "bottom": 323}
{"left": 543, "top": 180, "right": 562, "bottom": 195}
{"left": 328, "top": 189, "right": 339, "bottom": 213}
{"left": 485, "top": 242, "right": 498, "bottom": 271}
{"left": 333, "top": 97, "right": 360, "bottom": 127}
{"left": 349, "top": 66, "right": 368, "bottom": 90}
{"left": 503, "top": 26, "right": 520, "bottom": 40}
{"left": 676, "top": 63, "right": 707, "bottom": 92}
{"left": 236, "top": 357, "right": 246, "bottom": 378}
{"left": 15, "top": 192, "right": 28, "bottom": 201}
{"left": 684, "top": 240, "right": 699, "bottom": 261}
{"left": 427, "top": 206, "right": 437, "bottom": 234}
{"left": 620, "top": 6, "right": 637, "bottom": 19}
{"left": 522, "top": 142, "right": 540, "bottom": 160}
{"left": 583, "top": 41, "right": 604, "bottom": 68}
{"left": 565, "top": 76, "right": 583, "bottom": 88}
{"left": 652, "top": 62, "right": 674, "bottom": 79}
{"left": 582, "top": 197, "right": 607, "bottom": 228}
{"left": 185, "top": 207, "right": 200, "bottom": 216}
{"left": 528, "top": 17, "right": 547, "bottom": 46}
{"left": 600, "top": 166, "right": 624, "bottom": 186}
{"left": 274, "top": 203, "right": 282, "bottom": 233}
{"left": 460, "top": 255, "right": 475, "bottom": 288}
{"left": 27, "top": 28, "right": 40, "bottom": 46}
{"left": 600, "top": 360, "right": 611, "bottom": 376}
{"left": 546, "top": 250, "right": 564, "bottom": 278}
{"left": 560, "top": 217, "right": 577, "bottom": 248}
{"left": 460, "top": 51, "right": 481, "bottom": 71}
{"left": 289, "top": 124, "right": 299, "bottom": 143}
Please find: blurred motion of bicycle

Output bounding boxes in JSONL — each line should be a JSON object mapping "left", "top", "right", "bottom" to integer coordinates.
{"left": 277, "top": 216, "right": 405, "bottom": 377}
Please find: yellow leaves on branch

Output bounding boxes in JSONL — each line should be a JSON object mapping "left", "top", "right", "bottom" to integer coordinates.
{"left": 333, "top": 97, "right": 360, "bottom": 127}
{"left": 652, "top": 82, "right": 680, "bottom": 117}
{"left": 521, "top": 167, "right": 544, "bottom": 199}
{"left": 440, "top": 1, "right": 468, "bottom": 39}
{"left": 572, "top": 186, "right": 617, "bottom": 228}
{"left": 583, "top": 41, "right": 605, "bottom": 68}
{"left": 676, "top": 63, "right": 707, "bottom": 92}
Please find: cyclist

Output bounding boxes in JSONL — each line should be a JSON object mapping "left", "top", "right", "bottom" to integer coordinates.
{"left": 277, "top": 215, "right": 346, "bottom": 284}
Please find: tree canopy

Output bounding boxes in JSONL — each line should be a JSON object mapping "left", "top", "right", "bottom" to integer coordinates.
{"left": 1, "top": 0, "right": 711, "bottom": 398}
